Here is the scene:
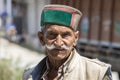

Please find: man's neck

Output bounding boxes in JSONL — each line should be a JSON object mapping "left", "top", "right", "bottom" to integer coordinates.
{"left": 48, "top": 57, "right": 68, "bottom": 70}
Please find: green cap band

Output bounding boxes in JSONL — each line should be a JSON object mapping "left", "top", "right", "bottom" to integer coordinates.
{"left": 41, "top": 10, "right": 72, "bottom": 27}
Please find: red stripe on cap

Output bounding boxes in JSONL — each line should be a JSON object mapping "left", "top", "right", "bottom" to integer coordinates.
{"left": 70, "top": 13, "right": 75, "bottom": 27}
{"left": 44, "top": 7, "right": 75, "bottom": 13}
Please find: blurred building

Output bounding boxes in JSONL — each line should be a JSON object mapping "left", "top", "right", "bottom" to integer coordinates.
{"left": 11, "top": 0, "right": 50, "bottom": 50}
{"left": 0, "top": 0, "right": 50, "bottom": 50}
{"left": 51, "top": 0, "right": 120, "bottom": 48}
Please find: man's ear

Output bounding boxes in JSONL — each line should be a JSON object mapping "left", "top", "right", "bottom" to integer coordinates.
{"left": 38, "top": 32, "right": 45, "bottom": 45}
{"left": 73, "top": 31, "right": 79, "bottom": 46}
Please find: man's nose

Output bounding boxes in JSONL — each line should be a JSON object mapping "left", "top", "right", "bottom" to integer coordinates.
{"left": 54, "top": 35, "right": 63, "bottom": 47}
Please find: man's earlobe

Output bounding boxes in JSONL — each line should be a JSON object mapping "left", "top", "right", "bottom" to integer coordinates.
{"left": 38, "top": 32, "right": 45, "bottom": 45}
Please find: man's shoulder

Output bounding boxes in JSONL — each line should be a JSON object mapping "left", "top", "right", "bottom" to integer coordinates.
{"left": 22, "top": 57, "right": 47, "bottom": 80}
{"left": 80, "top": 56, "right": 111, "bottom": 68}
{"left": 22, "top": 68, "right": 33, "bottom": 80}
{"left": 74, "top": 49, "right": 111, "bottom": 68}
{"left": 80, "top": 56, "right": 112, "bottom": 80}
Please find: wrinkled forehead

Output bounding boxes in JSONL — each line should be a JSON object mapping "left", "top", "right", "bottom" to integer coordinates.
{"left": 42, "top": 24, "right": 74, "bottom": 33}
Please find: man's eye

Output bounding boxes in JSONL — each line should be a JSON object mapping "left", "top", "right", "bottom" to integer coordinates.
{"left": 62, "top": 32, "right": 71, "bottom": 38}
{"left": 46, "top": 32, "right": 57, "bottom": 39}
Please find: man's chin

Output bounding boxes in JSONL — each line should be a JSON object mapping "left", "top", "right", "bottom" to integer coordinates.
{"left": 48, "top": 52, "right": 70, "bottom": 61}
{"left": 49, "top": 55, "right": 66, "bottom": 61}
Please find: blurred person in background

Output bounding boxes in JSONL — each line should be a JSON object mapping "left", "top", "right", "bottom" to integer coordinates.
{"left": 5, "top": 18, "right": 17, "bottom": 42}
{"left": 0, "top": 16, "right": 2, "bottom": 29}
{"left": 22, "top": 5, "right": 112, "bottom": 80}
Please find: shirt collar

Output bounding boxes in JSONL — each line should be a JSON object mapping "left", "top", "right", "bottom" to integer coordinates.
{"left": 41, "top": 49, "right": 75, "bottom": 79}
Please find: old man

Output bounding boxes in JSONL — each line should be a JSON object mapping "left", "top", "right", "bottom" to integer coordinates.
{"left": 22, "top": 5, "right": 112, "bottom": 80}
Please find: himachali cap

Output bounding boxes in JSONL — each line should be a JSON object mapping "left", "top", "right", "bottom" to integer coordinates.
{"left": 41, "top": 5, "right": 82, "bottom": 30}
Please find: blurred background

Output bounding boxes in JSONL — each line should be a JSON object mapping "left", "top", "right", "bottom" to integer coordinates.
{"left": 0, "top": 0, "right": 120, "bottom": 80}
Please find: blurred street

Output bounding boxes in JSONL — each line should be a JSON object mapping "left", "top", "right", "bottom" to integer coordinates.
{"left": 0, "top": 37, "right": 45, "bottom": 68}
{"left": 0, "top": 37, "right": 119, "bottom": 80}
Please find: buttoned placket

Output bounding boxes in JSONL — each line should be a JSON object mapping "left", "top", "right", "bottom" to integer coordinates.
{"left": 57, "top": 64, "right": 69, "bottom": 80}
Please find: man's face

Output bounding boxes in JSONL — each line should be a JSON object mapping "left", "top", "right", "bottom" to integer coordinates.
{"left": 38, "top": 25, "right": 79, "bottom": 60}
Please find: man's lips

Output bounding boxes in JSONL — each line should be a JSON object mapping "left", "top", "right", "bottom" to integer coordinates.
{"left": 53, "top": 48, "right": 65, "bottom": 51}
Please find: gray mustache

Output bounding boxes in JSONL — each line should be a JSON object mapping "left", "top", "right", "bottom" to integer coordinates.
{"left": 45, "top": 44, "right": 72, "bottom": 50}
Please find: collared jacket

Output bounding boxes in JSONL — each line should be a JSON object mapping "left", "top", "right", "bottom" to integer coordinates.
{"left": 22, "top": 49, "right": 112, "bottom": 80}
